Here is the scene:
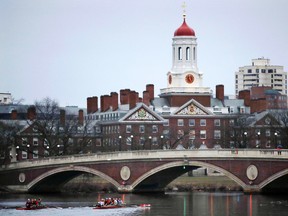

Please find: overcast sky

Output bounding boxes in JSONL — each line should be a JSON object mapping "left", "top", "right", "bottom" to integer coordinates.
{"left": 1, "top": 0, "right": 288, "bottom": 108}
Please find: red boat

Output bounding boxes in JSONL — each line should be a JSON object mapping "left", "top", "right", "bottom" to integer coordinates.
{"left": 16, "top": 205, "right": 48, "bottom": 210}
{"left": 94, "top": 205, "right": 126, "bottom": 209}
{"left": 94, "top": 203, "right": 151, "bottom": 210}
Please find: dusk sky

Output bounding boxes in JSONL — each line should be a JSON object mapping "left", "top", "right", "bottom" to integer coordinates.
{"left": 1, "top": 0, "right": 288, "bottom": 108}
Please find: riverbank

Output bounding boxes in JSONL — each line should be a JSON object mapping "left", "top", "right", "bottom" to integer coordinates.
{"left": 62, "top": 174, "right": 242, "bottom": 193}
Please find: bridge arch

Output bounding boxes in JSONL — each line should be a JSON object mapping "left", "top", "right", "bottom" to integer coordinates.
{"left": 131, "top": 161, "right": 247, "bottom": 191}
{"left": 28, "top": 165, "right": 121, "bottom": 193}
{"left": 259, "top": 168, "right": 288, "bottom": 191}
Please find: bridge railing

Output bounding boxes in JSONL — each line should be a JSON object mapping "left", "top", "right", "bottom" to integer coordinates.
{"left": 1, "top": 149, "right": 287, "bottom": 170}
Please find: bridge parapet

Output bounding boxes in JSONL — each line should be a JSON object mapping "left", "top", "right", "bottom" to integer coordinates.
{"left": 2, "top": 149, "right": 287, "bottom": 171}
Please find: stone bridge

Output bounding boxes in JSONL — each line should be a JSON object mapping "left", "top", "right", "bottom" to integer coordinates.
{"left": 1, "top": 149, "right": 288, "bottom": 194}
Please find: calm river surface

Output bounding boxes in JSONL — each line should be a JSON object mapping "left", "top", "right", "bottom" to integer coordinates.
{"left": 1, "top": 192, "right": 288, "bottom": 216}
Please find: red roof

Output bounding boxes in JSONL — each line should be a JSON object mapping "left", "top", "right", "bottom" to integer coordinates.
{"left": 174, "top": 18, "right": 195, "bottom": 36}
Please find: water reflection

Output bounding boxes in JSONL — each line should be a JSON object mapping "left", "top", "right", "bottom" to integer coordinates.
{"left": 1, "top": 192, "right": 288, "bottom": 216}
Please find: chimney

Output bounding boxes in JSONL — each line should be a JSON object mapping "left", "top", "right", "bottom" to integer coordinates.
{"left": 238, "top": 89, "right": 251, "bottom": 106}
{"left": 146, "top": 84, "right": 154, "bottom": 101}
{"left": 87, "top": 96, "right": 98, "bottom": 114}
{"left": 11, "top": 110, "right": 17, "bottom": 120}
{"left": 120, "top": 89, "right": 130, "bottom": 104}
{"left": 216, "top": 85, "right": 224, "bottom": 101}
{"left": 111, "top": 92, "right": 118, "bottom": 111}
{"left": 78, "top": 109, "right": 84, "bottom": 125}
{"left": 27, "top": 106, "right": 36, "bottom": 120}
{"left": 60, "top": 109, "right": 65, "bottom": 126}
{"left": 129, "top": 91, "right": 137, "bottom": 109}
{"left": 143, "top": 90, "right": 150, "bottom": 106}
{"left": 101, "top": 95, "right": 111, "bottom": 112}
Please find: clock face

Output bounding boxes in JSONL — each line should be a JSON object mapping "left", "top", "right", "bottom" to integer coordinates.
{"left": 168, "top": 75, "right": 172, "bottom": 84}
{"left": 185, "top": 74, "right": 194, "bottom": 84}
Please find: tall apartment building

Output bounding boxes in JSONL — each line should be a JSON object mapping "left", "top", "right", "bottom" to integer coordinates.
{"left": 235, "top": 57, "right": 287, "bottom": 96}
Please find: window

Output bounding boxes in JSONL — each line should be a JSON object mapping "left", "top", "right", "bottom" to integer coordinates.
{"left": 189, "top": 119, "right": 195, "bottom": 126}
{"left": 152, "top": 125, "right": 158, "bottom": 133}
{"left": 126, "top": 137, "right": 132, "bottom": 145}
{"left": 200, "top": 119, "right": 206, "bottom": 126}
{"left": 164, "top": 120, "right": 169, "bottom": 126}
{"left": 139, "top": 125, "right": 145, "bottom": 133}
{"left": 266, "top": 140, "right": 271, "bottom": 148}
{"left": 22, "top": 138, "right": 27, "bottom": 146}
{"left": 33, "top": 138, "right": 38, "bottom": 146}
{"left": 200, "top": 130, "right": 206, "bottom": 139}
{"left": 214, "top": 130, "right": 221, "bottom": 139}
{"left": 139, "top": 137, "right": 145, "bottom": 145}
{"left": 229, "top": 119, "right": 234, "bottom": 126}
{"left": 126, "top": 125, "right": 132, "bottom": 133}
{"left": 33, "top": 150, "right": 38, "bottom": 159}
{"left": 178, "top": 119, "right": 184, "bottom": 126}
{"left": 189, "top": 130, "right": 195, "bottom": 139}
{"left": 177, "top": 129, "right": 184, "bottom": 139}
{"left": 22, "top": 151, "right": 27, "bottom": 159}
{"left": 152, "top": 137, "right": 158, "bottom": 145}
{"left": 178, "top": 47, "right": 182, "bottom": 60}
{"left": 214, "top": 119, "right": 220, "bottom": 126}
{"left": 186, "top": 47, "right": 190, "bottom": 60}
{"left": 265, "top": 129, "right": 270, "bottom": 137}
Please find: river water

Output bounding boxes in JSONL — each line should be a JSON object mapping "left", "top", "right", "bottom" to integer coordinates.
{"left": 1, "top": 192, "right": 288, "bottom": 216}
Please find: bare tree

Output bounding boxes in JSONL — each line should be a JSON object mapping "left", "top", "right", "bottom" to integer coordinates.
{"left": 0, "top": 121, "right": 21, "bottom": 164}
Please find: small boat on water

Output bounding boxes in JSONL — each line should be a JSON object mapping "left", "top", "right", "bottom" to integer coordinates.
{"left": 94, "top": 197, "right": 151, "bottom": 210}
{"left": 94, "top": 203, "right": 151, "bottom": 210}
{"left": 16, "top": 205, "right": 48, "bottom": 210}
{"left": 16, "top": 198, "right": 47, "bottom": 210}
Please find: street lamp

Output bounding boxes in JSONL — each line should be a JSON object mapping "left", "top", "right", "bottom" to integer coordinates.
{"left": 57, "top": 144, "right": 60, "bottom": 155}
{"left": 257, "top": 131, "right": 261, "bottom": 148}
{"left": 274, "top": 132, "right": 278, "bottom": 148}
{"left": 130, "top": 135, "right": 134, "bottom": 150}
{"left": 243, "top": 131, "right": 247, "bottom": 148}
{"left": 160, "top": 135, "right": 164, "bottom": 149}
{"left": 118, "top": 135, "right": 122, "bottom": 151}
{"left": 149, "top": 136, "right": 152, "bottom": 150}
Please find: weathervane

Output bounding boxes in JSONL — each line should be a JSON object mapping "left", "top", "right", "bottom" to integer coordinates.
{"left": 182, "top": 1, "right": 187, "bottom": 18}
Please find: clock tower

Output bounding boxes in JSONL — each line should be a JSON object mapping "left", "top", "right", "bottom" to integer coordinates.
{"left": 160, "top": 12, "right": 211, "bottom": 107}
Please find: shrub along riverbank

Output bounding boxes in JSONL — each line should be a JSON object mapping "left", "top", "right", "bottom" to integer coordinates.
{"left": 62, "top": 174, "right": 242, "bottom": 193}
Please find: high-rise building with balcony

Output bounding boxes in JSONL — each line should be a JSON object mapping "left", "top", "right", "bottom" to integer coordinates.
{"left": 235, "top": 57, "right": 287, "bottom": 96}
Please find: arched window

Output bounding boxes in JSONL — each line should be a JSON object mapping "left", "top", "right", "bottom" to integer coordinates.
{"left": 186, "top": 47, "right": 190, "bottom": 60}
{"left": 193, "top": 47, "right": 196, "bottom": 60}
{"left": 178, "top": 47, "right": 182, "bottom": 60}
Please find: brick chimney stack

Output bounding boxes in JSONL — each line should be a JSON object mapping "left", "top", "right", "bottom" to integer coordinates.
{"left": 11, "top": 110, "right": 17, "bottom": 120}
{"left": 27, "top": 106, "right": 36, "bottom": 120}
{"left": 101, "top": 95, "right": 112, "bottom": 112}
{"left": 146, "top": 84, "right": 154, "bottom": 101}
{"left": 129, "top": 91, "right": 137, "bottom": 109}
{"left": 111, "top": 92, "right": 118, "bottom": 111}
{"left": 143, "top": 90, "right": 150, "bottom": 106}
{"left": 87, "top": 96, "right": 98, "bottom": 114}
{"left": 78, "top": 109, "right": 84, "bottom": 125}
{"left": 216, "top": 85, "right": 224, "bottom": 101}
{"left": 120, "top": 89, "right": 130, "bottom": 105}
{"left": 238, "top": 90, "right": 251, "bottom": 106}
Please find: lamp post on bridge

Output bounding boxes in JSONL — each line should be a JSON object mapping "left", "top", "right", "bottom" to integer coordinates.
{"left": 149, "top": 136, "right": 152, "bottom": 150}
{"left": 243, "top": 131, "right": 248, "bottom": 148}
{"left": 118, "top": 135, "right": 122, "bottom": 151}
{"left": 160, "top": 135, "right": 164, "bottom": 150}
{"left": 130, "top": 135, "right": 134, "bottom": 151}
{"left": 274, "top": 132, "right": 278, "bottom": 148}
{"left": 257, "top": 131, "right": 261, "bottom": 148}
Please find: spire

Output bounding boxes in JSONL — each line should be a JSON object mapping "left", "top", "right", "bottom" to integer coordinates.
{"left": 182, "top": 1, "right": 187, "bottom": 20}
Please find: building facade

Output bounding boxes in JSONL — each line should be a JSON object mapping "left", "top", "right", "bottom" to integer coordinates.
{"left": 235, "top": 57, "right": 287, "bottom": 96}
